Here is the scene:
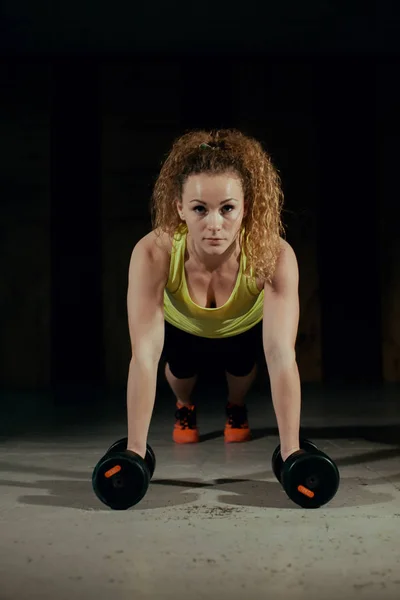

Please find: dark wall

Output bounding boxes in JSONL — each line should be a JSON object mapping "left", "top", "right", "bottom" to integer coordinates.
{"left": 1, "top": 56, "right": 399, "bottom": 392}
{"left": 315, "top": 59, "right": 382, "bottom": 384}
{"left": 0, "top": 62, "right": 51, "bottom": 389}
{"left": 51, "top": 61, "right": 104, "bottom": 392}
{"left": 378, "top": 62, "right": 400, "bottom": 382}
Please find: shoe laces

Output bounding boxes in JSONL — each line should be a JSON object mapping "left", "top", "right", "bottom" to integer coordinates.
{"left": 175, "top": 405, "right": 197, "bottom": 430}
{"left": 226, "top": 403, "right": 248, "bottom": 428}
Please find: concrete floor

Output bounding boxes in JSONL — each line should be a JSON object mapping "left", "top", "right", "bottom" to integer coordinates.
{"left": 0, "top": 382, "right": 400, "bottom": 600}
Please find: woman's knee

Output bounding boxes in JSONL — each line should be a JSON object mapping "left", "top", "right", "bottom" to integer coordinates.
{"left": 165, "top": 360, "right": 198, "bottom": 380}
{"left": 225, "top": 361, "right": 258, "bottom": 378}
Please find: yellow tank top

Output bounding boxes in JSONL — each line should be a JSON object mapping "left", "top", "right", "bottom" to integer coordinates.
{"left": 163, "top": 226, "right": 264, "bottom": 338}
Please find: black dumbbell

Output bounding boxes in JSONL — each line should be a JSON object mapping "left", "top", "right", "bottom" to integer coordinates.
{"left": 272, "top": 438, "right": 319, "bottom": 483}
{"left": 105, "top": 437, "right": 156, "bottom": 479}
{"left": 92, "top": 438, "right": 156, "bottom": 510}
{"left": 271, "top": 439, "right": 340, "bottom": 509}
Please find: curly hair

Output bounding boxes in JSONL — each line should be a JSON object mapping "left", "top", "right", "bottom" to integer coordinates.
{"left": 150, "top": 129, "right": 285, "bottom": 283}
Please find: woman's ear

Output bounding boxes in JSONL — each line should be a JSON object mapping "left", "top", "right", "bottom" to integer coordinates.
{"left": 176, "top": 200, "right": 185, "bottom": 221}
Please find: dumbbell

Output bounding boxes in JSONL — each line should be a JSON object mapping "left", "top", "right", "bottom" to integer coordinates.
{"left": 271, "top": 439, "right": 340, "bottom": 509}
{"left": 105, "top": 437, "right": 156, "bottom": 478}
{"left": 92, "top": 437, "right": 156, "bottom": 510}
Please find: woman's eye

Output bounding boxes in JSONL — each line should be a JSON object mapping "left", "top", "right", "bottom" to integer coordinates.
{"left": 193, "top": 205, "right": 234, "bottom": 214}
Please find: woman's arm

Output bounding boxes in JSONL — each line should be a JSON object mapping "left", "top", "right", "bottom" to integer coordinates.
{"left": 262, "top": 241, "right": 301, "bottom": 461}
{"left": 126, "top": 232, "right": 169, "bottom": 458}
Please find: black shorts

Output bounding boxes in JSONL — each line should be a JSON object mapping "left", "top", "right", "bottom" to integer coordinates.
{"left": 162, "top": 320, "right": 264, "bottom": 379}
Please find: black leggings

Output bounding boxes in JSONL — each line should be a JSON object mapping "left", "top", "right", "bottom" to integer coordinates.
{"left": 162, "top": 320, "right": 264, "bottom": 379}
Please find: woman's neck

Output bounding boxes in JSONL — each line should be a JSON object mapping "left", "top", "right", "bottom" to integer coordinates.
{"left": 186, "top": 232, "right": 241, "bottom": 274}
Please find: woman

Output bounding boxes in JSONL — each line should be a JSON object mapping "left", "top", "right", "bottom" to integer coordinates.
{"left": 126, "top": 129, "right": 301, "bottom": 462}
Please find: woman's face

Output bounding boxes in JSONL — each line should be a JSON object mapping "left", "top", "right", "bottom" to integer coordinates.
{"left": 176, "top": 171, "right": 247, "bottom": 261}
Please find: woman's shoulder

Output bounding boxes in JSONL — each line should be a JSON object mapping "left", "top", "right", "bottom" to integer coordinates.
{"left": 278, "top": 236, "right": 295, "bottom": 255}
{"left": 257, "top": 237, "right": 297, "bottom": 290}
{"left": 130, "top": 228, "right": 172, "bottom": 279}
{"left": 142, "top": 227, "right": 174, "bottom": 256}
{"left": 137, "top": 228, "right": 174, "bottom": 280}
{"left": 278, "top": 237, "right": 297, "bottom": 262}
{"left": 271, "top": 237, "right": 298, "bottom": 286}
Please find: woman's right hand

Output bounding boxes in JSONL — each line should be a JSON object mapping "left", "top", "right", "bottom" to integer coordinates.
{"left": 127, "top": 444, "right": 146, "bottom": 460}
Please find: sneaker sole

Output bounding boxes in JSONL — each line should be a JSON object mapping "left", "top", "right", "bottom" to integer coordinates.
{"left": 224, "top": 431, "right": 252, "bottom": 443}
{"left": 173, "top": 432, "right": 200, "bottom": 444}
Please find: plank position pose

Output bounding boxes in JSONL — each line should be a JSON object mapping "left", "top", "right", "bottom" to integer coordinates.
{"left": 126, "top": 129, "right": 301, "bottom": 463}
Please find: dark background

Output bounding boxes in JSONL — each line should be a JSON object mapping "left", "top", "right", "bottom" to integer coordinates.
{"left": 1, "top": 2, "right": 399, "bottom": 409}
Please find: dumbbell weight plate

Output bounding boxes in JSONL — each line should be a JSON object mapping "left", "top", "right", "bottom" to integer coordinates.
{"left": 271, "top": 445, "right": 283, "bottom": 482}
{"left": 145, "top": 444, "right": 156, "bottom": 479}
{"left": 271, "top": 438, "right": 320, "bottom": 483}
{"left": 92, "top": 451, "right": 150, "bottom": 510}
{"left": 106, "top": 437, "right": 156, "bottom": 479}
{"left": 281, "top": 452, "right": 340, "bottom": 509}
{"left": 106, "top": 437, "right": 129, "bottom": 455}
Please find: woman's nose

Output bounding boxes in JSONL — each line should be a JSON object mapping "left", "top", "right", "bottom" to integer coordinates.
{"left": 207, "top": 212, "right": 223, "bottom": 229}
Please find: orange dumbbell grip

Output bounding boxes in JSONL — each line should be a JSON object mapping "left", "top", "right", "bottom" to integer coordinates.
{"left": 298, "top": 485, "right": 314, "bottom": 498}
{"left": 105, "top": 465, "right": 122, "bottom": 478}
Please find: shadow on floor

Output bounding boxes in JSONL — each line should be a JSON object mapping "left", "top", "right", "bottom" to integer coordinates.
{"left": 0, "top": 470, "right": 396, "bottom": 512}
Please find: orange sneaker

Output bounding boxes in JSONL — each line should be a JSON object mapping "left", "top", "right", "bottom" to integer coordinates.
{"left": 173, "top": 402, "right": 200, "bottom": 444}
{"left": 224, "top": 402, "right": 252, "bottom": 443}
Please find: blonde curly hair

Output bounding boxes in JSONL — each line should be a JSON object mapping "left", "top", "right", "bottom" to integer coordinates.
{"left": 150, "top": 129, "right": 285, "bottom": 282}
